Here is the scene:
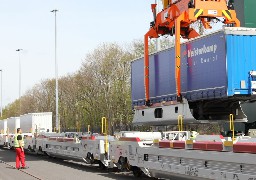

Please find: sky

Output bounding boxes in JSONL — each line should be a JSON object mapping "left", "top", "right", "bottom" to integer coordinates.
{"left": 0, "top": 0, "right": 159, "bottom": 107}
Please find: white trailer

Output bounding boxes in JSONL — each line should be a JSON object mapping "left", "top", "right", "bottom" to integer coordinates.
{"left": 7, "top": 117, "right": 20, "bottom": 134}
{"left": 20, "top": 112, "right": 52, "bottom": 134}
{"left": 0, "top": 134, "right": 4, "bottom": 146}
{"left": 0, "top": 120, "right": 3, "bottom": 134}
{"left": 0, "top": 119, "right": 8, "bottom": 146}
{"left": 0, "top": 119, "right": 7, "bottom": 134}
{"left": 0, "top": 120, "right": 4, "bottom": 145}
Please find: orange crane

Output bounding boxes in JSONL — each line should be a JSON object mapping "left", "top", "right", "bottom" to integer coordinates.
{"left": 144, "top": 0, "right": 240, "bottom": 106}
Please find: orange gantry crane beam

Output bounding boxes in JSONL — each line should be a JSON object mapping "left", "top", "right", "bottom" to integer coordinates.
{"left": 144, "top": 0, "right": 240, "bottom": 106}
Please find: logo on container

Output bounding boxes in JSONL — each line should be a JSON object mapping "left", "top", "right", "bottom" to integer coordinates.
{"left": 187, "top": 44, "right": 217, "bottom": 58}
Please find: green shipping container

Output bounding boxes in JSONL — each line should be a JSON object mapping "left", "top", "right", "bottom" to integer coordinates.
{"left": 234, "top": 0, "right": 256, "bottom": 28}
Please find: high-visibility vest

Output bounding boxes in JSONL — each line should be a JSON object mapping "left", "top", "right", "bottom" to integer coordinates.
{"left": 190, "top": 131, "right": 198, "bottom": 140}
{"left": 14, "top": 134, "right": 24, "bottom": 148}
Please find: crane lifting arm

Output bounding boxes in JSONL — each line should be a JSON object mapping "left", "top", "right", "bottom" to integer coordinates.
{"left": 144, "top": 0, "right": 240, "bottom": 106}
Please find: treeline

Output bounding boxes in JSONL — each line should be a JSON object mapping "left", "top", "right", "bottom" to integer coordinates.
{"left": 2, "top": 38, "right": 174, "bottom": 133}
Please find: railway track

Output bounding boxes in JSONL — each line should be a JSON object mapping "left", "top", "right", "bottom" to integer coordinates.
{"left": 0, "top": 147, "right": 151, "bottom": 180}
{"left": 0, "top": 158, "right": 43, "bottom": 180}
{"left": 0, "top": 147, "right": 196, "bottom": 180}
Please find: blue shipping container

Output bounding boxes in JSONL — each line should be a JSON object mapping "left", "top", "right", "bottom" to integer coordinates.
{"left": 131, "top": 27, "right": 256, "bottom": 106}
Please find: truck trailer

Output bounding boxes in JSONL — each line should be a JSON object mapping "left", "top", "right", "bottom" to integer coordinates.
{"left": 20, "top": 112, "right": 52, "bottom": 134}
{"left": 132, "top": 27, "right": 256, "bottom": 125}
{"left": 7, "top": 117, "right": 20, "bottom": 134}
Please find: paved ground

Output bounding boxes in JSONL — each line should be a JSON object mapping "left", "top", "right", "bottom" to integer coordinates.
{"left": 0, "top": 161, "right": 35, "bottom": 180}
{"left": 0, "top": 148, "right": 199, "bottom": 180}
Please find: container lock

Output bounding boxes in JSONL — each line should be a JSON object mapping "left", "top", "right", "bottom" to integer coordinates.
{"left": 249, "top": 71, "right": 256, "bottom": 94}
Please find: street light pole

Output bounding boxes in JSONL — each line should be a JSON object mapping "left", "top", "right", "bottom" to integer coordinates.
{"left": 16, "top": 49, "right": 23, "bottom": 115}
{"left": 51, "top": 9, "right": 59, "bottom": 133}
{"left": 0, "top": 69, "right": 2, "bottom": 118}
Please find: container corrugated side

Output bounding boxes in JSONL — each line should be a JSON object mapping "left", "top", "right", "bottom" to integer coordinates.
{"left": 234, "top": 0, "right": 256, "bottom": 28}
{"left": 245, "top": 0, "right": 256, "bottom": 28}
{"left": 226, "top": 31, "right": 256, "bottom": 95}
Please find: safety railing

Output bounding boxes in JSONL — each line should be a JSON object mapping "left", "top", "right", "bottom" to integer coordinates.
{"left": 229, "top": 114, "right": 235, "bottom": 142}
{"left": 88, "top": 125, "right": 90, "bottom": 133}
{"left": 178, "top": 115, "right": 183, "bottom": 131}
{"left": 101, "top": 117, "right": 108, "bottom": 153}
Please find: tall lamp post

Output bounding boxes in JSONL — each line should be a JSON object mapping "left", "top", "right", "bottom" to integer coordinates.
{"left": 0, "top": 69, "right": 2, "bottom": 117}
{"left": 51, "top": 9, "right": 59, "bottom": 133}
{"left": 16, "top": 49, "right": 23, "bottom": 115}
{"left": 155, "top": 0, "right": 160, "bottom": 52}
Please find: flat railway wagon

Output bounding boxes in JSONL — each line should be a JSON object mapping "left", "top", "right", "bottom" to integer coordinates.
{"left": 8, "top": 129, "right": 256, "bottom": 180}
{"left": 132, "top": 27, "right": 256, "bottom": 125}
